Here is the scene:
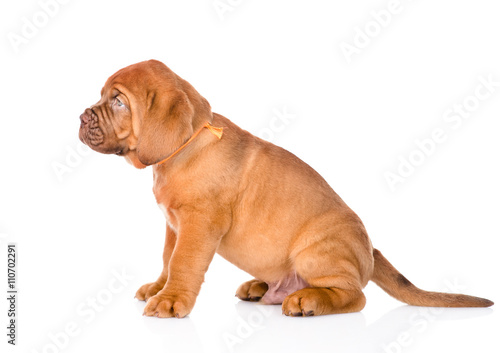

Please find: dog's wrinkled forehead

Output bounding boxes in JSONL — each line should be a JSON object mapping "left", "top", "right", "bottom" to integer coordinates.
{"left": 101, "top": 60, "right": 177, "bottom": 98}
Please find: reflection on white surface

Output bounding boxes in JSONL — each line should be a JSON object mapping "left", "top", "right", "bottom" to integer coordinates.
{"left": 135, "top": 297, "right": 493, "bottom": 353}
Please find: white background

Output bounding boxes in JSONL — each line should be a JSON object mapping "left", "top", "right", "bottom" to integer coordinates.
{"left": 1, "top": 0, "right": 499, "bottom": 352}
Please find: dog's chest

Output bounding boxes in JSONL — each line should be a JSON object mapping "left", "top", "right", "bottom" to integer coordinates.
{"left": 156, "top": 202, "right": 178, "bottom": 232}
{"left": 157, "top": 203, "right": 168, "bottom": 219}
{"left": 152, "top": 166, "right": 165, "bottom": 196}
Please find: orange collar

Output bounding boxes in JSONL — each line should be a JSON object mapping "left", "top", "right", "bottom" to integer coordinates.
{"left": 156, "top": 122, "right": 224, "bottom": 166}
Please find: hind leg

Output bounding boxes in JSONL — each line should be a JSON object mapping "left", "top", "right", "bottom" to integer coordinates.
{"left": 283, "top": 219, "right": 372, "bottom": 316}
{"left": 282, "top": 283, "right": 366, "bottom": 316}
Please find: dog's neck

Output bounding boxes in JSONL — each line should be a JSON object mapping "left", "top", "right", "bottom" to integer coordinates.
{"left": 155, "top": 122, "right": 224, "bottom": 166}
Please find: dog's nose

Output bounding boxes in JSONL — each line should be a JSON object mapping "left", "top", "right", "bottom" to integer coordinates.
{"left": 80, "top": 112, "right": 90, "bottom": 124}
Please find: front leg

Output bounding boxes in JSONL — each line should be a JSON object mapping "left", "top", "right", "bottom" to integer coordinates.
{"left": 135, "top": 225, "right": 176, "bottom": 301}
{"left": 143, "top": 219, "right": 221, "bottom": 318}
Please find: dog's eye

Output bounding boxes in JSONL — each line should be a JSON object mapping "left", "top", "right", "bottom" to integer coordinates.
{"left": 115, "top": 97, "right": 124, "bottom": 107}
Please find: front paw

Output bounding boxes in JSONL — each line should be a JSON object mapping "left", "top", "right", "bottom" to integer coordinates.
{"left": 143, "top": 292, "right": 195, "bottom": 318}
{"left": 135, "top": 282, "right": 164, "bottom": 301}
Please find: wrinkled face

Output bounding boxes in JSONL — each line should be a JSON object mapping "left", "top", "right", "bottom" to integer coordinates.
{"left": 79, "top": 64, "right": 149, "bottom": 169}
{"left": 79, "top": 86, "right": 135, "bottom": 156}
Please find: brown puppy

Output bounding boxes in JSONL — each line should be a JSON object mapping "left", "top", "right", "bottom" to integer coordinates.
{"left": 79, "top": 60, "right": 493, "bottom": 318}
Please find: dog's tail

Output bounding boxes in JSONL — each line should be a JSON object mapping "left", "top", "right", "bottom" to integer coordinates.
{"left": 371, "top": 249, "right": 493, "bottom": 307}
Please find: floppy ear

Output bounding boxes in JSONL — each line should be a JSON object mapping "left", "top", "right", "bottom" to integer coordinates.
{"left": 136, "top": 89, "right": 195, "bottom": 166}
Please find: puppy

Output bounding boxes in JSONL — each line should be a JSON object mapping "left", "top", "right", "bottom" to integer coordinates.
{"left": 79, "top": 60, "right": 493, "bottom": 317}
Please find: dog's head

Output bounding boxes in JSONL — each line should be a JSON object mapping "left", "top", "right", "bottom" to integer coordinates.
{"left": 79, "top": 60, "right": 212, "bottom": 168}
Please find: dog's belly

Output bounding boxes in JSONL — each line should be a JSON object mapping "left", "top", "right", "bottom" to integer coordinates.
{"left": 217, "top": 231, "right": 291, "bottom": 280}
{"left": 217, "top": 229, "right": 309, "bottom": 303}
{"left": 261, "top": 272, "right": 309, "bottom": 304}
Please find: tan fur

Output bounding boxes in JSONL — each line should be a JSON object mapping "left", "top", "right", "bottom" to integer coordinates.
{"left": 79, "top": 60, "right": 493, "bottom": 318}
